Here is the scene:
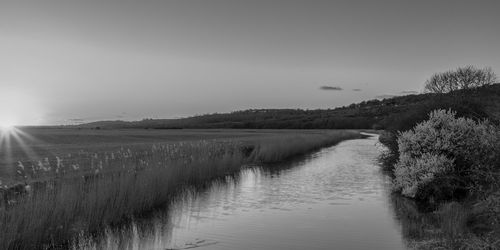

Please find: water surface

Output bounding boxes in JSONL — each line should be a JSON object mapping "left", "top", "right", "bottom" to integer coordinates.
{"left": 79, "top": 134, "right": 407, "bottom": 250}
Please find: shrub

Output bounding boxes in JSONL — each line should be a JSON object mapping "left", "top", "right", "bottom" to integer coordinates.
{"left": 394, "top": 153, "right": 454, "bottom": 198}
{"left": 393, "top": 109, "right": 499, "bottom": 200}
{"left": 378, "top": 131, "right": 399, "bottom": 171}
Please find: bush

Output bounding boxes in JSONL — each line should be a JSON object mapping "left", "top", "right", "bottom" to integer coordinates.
{"left": 393, "top": 109, "right": 500, "bottom": 200}
{"left": 394, "top": 153, "right": 454, "bottom": 198}
{"left": 378, "top": 131, "right": 399, "bottom": 171}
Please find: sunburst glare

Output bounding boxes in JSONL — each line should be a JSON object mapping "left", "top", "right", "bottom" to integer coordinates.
{"left": 0, "top": 88, "right": 45, "bottom": 183}
{"left": 0, "top": 123, "right": 15, "bottom": 132}
{"left": 0, "top": 126, "right": 43, "bottom": 185}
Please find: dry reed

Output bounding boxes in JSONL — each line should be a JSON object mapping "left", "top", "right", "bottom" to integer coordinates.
{"left": 0, "top": 130, "right": 362, "bottom": 249}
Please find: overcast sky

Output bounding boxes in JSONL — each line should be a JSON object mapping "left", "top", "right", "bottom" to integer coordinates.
{"left": 1, "top": 0, "right": 499, "bottom": 125}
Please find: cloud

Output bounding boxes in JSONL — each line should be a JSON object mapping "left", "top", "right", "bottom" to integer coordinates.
{"left": 400, "top": 90, "right": 419, "bottom": 94}
{"left": 66, "top": 118, "right": 87, "bottom": 125}
{"left": 375, "top": 94, "right": 398, "bottom": 99}
{"left": 376, "top": 90, "right": 420, "bottom": 99}
{"left": 320, "top": 86, "right": 343, "bottom": 91}
{"left": 352, "top": 88, "right": 362, "bottom": 91}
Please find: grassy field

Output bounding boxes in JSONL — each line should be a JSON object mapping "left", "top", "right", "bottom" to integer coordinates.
{"left": 0, "top": 128, "right": 343, "bottom": 182}
{"left": 0, "top": 128, "right": 364, "bottom": 249}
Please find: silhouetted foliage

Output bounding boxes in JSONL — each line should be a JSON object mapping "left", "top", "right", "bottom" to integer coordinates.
{"left": 424, "top": 65, "right": 497, "bottom": 93}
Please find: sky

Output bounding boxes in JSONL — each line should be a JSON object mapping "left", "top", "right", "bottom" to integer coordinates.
{"left": 1, "top": 0, "right": 499, "bottom": 125}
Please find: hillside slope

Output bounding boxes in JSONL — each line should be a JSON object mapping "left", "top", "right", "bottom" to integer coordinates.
{"left": 79, "top": 84, "right": 500, "bottom": 130}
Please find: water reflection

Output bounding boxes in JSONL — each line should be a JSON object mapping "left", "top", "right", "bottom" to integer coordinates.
{"left": 75, "top": 135, "right": 407, "bottom": 250}
{"left": 388, "top": 193, "right": 482, "bottom": 249}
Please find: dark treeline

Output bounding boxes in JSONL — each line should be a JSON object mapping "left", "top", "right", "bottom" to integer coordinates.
{"left": 79, "top": 83, "right": 500, "bottom": 130}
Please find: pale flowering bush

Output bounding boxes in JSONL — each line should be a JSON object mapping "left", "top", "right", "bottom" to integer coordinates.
{"left": 393, "top": 109, "right": 500, "bottom": 199}
{"left": 394, "top": 153, "right": 454, "bottom": 198}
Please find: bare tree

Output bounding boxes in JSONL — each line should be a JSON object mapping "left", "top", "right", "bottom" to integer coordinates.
{"left": 424, "top": 65, "right": 497, "bottom": 93}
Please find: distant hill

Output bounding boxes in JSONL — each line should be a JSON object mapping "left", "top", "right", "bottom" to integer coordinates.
{"left": 78, "top": 84, "right": 500, "bottom": 131}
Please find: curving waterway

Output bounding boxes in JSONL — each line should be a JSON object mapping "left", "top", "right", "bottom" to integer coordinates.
{"left": 78, "top": 133, "right": 408, "bottom": 250}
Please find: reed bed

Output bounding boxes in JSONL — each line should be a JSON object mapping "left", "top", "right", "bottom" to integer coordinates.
{"left": 0, "top": 130, "right": 361, "bottom": 249}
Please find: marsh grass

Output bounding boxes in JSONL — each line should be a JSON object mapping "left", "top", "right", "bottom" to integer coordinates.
{"left": 0, "top": 130, "right": 361, "bottom": 249}
{"left": 392, "top": 193, "right": 500, "bottom": 249}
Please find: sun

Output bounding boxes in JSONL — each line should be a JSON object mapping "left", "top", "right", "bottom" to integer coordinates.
{"left": 0, "top": 122, "right": 15, "bottom": 132}
{"left": 0, "top": 88, "right": 44, "bottom": 127}
{"left": 0, "top": 116, "right": 17, "bottom": 132}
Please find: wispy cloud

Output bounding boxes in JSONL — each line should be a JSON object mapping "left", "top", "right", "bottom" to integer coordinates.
{"left": 375, "top": 94, "right": 398, "bottom": 99}
{"left": 320, "top": 86, "right": 343, "bottom": 91}
{"left": 400, "top": 90, "right": 419, "bottom": 94}
{"left": 66, "top": 118, "right": 86, "bottom": 125}
{"left": 376, "top": 90, "right": 419, "bottom": 99}
{"left": 352, "top": 88, "right": 362, "bottom": 91}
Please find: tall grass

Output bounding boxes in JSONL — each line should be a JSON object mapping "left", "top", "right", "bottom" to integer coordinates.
{"left": 0, "top": 130, "right": 362, "bottom": 249}
{"left": 391, "top": 193, "right": 500, "bottom": 249}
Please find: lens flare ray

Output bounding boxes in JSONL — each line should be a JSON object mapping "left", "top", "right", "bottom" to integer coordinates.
{"left": 0, "top": 127, "right": 43, "bottom": 186}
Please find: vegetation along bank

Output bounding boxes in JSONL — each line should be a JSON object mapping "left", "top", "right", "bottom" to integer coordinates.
{"left": 379, "top": 66, "right": 500, "bottom": 249}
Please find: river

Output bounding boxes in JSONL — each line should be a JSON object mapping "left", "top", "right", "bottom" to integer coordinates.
{"left": 77, "top": 133, "right": 408, "bottom": 250}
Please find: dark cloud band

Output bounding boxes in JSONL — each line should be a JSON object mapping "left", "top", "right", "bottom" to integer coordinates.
{"left": 320, "top": 86, "right": 343, "bottom": 91}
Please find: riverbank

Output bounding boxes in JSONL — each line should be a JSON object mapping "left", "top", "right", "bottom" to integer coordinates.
{"left": 379, "top": 110, "right": 500, "bottom": 249}
{"left": 0, "top": 130, "right": 364, "bottom": 249}
{"left": 73, "top": 132, "right": 405, "bottom": 250}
